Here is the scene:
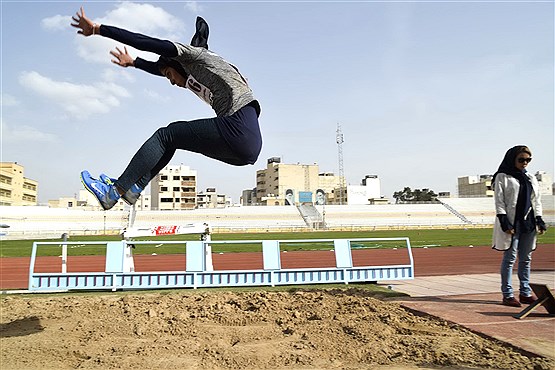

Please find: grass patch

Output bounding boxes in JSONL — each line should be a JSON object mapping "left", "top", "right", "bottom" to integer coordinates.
{"left": 1, "top": 228, "right": 552, "bottom": 258}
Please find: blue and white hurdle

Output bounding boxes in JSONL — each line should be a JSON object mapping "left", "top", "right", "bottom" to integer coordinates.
{"left": 28, "top": 235, "right": 414, "bottom": 292}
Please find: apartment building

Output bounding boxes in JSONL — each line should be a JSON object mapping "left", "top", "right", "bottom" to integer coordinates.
{"left": 151, "top": 165, "right": 197, "bottom": 210}
{"left": 241, "top": 188, "right": 257, "bottom": 206}
{"left": 457, "top": 175, "right": 494, "bottom": 198}
{"left": 333, "top": 175, "right": 382, "bottom": 205}
{"left": 535, "top": 171, "right": 553, "bottom": 195}
{"left": 197, "top": 188, "right": 228, "bottom": 208}
{"left": 254, "top": 157, "right": 345, "bottom": 205}
{"left": 459, "top": 171, "right": 553, "bottom": 197}
{"left": 0, "top": 162, "right": 38, "bottom": 206}
{"left": 50, "top": 189, "right": 151, "bottom": 211}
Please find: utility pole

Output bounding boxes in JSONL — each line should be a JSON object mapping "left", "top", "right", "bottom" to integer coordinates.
{"left": 336, "top": 123, "right": 345, "bottom": 205}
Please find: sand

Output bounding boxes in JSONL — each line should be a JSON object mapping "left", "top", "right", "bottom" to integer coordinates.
{"left": 1, "top": 288, "right": 553, "bottom": 370}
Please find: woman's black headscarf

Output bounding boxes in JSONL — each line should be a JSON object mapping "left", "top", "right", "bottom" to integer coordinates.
{"left": 492, "top": 145, "right": 530, "bottom": 183}
{"left": 493, "top": 145, "right": 534, "bottom": 232}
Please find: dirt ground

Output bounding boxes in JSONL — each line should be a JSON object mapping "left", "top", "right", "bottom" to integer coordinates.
{"left": 1, "top": 288, "right": 553, "bottom": 370}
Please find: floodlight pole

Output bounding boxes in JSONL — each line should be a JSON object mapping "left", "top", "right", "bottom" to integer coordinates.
{"left": 336, "top": 123, "right": 345, "bottom": 205}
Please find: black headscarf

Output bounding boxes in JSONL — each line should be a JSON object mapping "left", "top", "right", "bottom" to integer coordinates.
{"left": 493, "top": 145, "right": 535, "bottom": 232}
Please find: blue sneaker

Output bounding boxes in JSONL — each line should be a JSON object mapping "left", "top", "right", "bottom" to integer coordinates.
{"left": 81, "top": 171, "right": 120, "bottom": 210}
{"left": 99, "top": 174, "right": 142, "bottom": 206}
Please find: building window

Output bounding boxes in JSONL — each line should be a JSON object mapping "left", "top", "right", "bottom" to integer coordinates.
{"left": 173, "top": 187, "right": 180, "bottom": 191}
{"left": 23, "top": 183, "right": 37, "bottom": 191}
{"left": 161, "top": 187, "right": 168, "bottom": 191}
{"left": 161, "top": 175, "right": 168, "bottom": 180}
{"left": 0, "top": 175, "right": 11, "bottom": 185}
{"left": 173, "top": 176, "right": 180, "bottom": 180}
{"left": 161, "top": 198, "right": 173, "bottom": 202}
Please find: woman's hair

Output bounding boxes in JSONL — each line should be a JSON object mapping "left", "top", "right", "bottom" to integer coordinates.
{"left": 515, "top": 146, "right": 532, "bottom": 157}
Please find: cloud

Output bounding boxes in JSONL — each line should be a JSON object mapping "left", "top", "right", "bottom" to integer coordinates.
{"left": 101, "top": 68, "right": 135, "bottom": 83}
{"left": 1, "top": 93, "right": 19, "bottom": 107}
{"left": 185, "top": 2, "right": 204, "bottom": 14}
{"left": 41, "top": 14, "right": 72, "bottom": 31}
{"left": 70, "top": 2, "right": 187, "bottom": 64}
{"left": 2, "top": 120, "right": 59, "bottom": 143}
{"left": 98, "top": 2, "right": 185, "bottom": 37}
{"left": 19, "top": 71, "right": 130, "bottom": 119}
{"left": 143, "top": 88, "right": 170, "bottom": 102}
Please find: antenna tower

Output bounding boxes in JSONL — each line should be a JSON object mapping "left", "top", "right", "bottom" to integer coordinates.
{"left": 336, "top": 123, "right": 345, "bottom": 205}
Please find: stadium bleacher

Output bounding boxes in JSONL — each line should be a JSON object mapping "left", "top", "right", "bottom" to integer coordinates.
{"left": 1, "top": 195, "right": 553, "bottom": 239}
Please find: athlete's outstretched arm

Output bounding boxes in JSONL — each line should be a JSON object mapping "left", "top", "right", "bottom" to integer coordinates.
{"left": 71, "top": 6, "right": 175, "bottom": 76}
{"left": 109, "top": 47, "right": 163, "bottom": 76}
{"left": 70, "top": 7, "right": 95, "bottom": 36}
{"left": 110, "top": 47, "right": 163, "bottom": 76}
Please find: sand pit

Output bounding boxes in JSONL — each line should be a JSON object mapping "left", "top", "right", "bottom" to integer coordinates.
{"left": 1, "top": 288, "right": 553, "bottom": 369}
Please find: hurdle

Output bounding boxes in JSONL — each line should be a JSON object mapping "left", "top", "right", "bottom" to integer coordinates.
{"left": 121, "top": 222, "right": 213, "bottom": 271}
{"left": 28, "top": 236, "right": 414, "bottom": 292}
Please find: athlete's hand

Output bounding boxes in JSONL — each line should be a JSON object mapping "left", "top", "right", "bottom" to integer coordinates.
{"left": 110, "top": 47, "right": 135, "bottom": 68}
{"left": 71, "top": 6, "right": 97, "bottom": 37}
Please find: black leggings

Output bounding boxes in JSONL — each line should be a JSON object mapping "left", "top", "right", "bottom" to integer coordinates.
{"left": 116, "top": 105, "right": 261, "bottom": 191}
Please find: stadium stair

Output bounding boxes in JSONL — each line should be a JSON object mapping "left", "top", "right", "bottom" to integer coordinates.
{"left": 297, "top": 204, "right": 325, "bottom": 229}
{"left": 438, "top": 200, "right": 473, "bottom": 224}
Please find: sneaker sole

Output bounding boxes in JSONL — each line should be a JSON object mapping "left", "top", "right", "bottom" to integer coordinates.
{"left": 80, "top": 173, "right": 111, "bottom": 211}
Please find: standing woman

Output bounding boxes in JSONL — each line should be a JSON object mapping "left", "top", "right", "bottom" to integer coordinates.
{"left": 492, "top": 145, "right": 547, "bottom": 307}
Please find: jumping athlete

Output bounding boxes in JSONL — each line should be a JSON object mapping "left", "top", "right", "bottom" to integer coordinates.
{"left": 71, "top": 7, "right": 262, "bottom": 210}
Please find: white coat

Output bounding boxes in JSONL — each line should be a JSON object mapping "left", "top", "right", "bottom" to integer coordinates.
{"left": 492, "top": 172, "right": 543, "bottom": 251}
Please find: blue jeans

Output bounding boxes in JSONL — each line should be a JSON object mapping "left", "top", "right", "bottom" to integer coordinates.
{"left": 500, "top": 230, "right": 536, "bottom": 298}
{"left": 115, "top": 105, "right": 261, "bottom": 191}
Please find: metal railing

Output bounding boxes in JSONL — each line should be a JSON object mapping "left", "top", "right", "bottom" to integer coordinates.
{"left": 28, "top": 237, "right": 414, "bottom": 292}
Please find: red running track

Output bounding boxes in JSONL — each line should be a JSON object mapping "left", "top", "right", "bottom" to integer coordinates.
{"left": 1, "top": 245, "right": 553, "bottom": 290}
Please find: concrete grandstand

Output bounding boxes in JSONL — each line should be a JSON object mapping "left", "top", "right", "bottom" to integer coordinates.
{"left": 1, "top": 196, "right": 553, "bottom": 239}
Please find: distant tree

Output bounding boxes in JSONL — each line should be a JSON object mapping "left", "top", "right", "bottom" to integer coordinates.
{"left": 393, "top": 187, "right": 437, "bottom": 203}
{"left": 393, "top": 187, "right": 414, "bottom": 204}
{"left": 414, "top": 188, "right": 438, "bottom": 202}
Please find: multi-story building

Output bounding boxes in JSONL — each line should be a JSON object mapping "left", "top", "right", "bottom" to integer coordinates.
{"left": 51, "top": 189, "right": 151, "bottom": 210}
{"left": 254, "top": 157, "right": 345, "bottom": 206}
{"left": 48, "top": 196, "right": 86, "bottom": 209}
{"left": 151, "top": 165, "right": 197, "bottom": 210}
{"left": 457, "top": 175, "right": 494, "bottom": 198}
{"left": 535, "top": 171, "right": 553, "bottom": 195}
{"left": 333, "top": 175, "right": 382, "bottom": 205}
{"left": 197, "top": 188, "right": 228, "bottom": 208}
{"left": 241, "top": 188, "right": 257, "bottom": 206}
{"left": 0, "top": 162, "right": 38, "bottom": 206}
{"left": 459, "top": 171, "right": 553, "bottom": 198}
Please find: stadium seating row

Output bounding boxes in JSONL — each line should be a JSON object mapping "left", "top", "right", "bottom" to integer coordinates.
{"left": 1, "top": 196, "right": 553, "bottom": 239}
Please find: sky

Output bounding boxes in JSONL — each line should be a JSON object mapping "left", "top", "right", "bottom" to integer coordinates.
{"left": 1, "top": 1, "right": 553, "bottom": 204}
